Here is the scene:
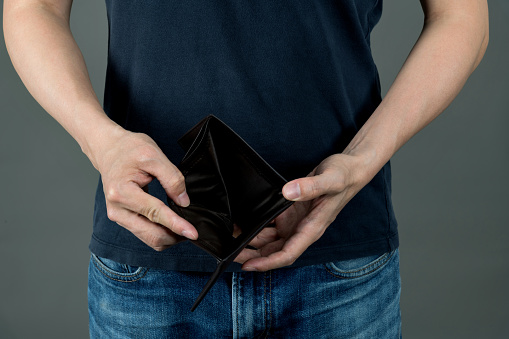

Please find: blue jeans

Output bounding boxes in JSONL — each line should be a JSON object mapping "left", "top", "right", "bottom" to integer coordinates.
{"left": 88, "top": 249, "right": 401, "bottom": 338}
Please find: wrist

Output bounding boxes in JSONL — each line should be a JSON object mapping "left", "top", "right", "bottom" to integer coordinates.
{"left": 69, "top": 103, "right": 126, "bottom": 171}
{"left": 82, "top": 123, "right": 127, "bottom": 172}
{"left": 341, "top": 139, "right": 392, "bottom": 185}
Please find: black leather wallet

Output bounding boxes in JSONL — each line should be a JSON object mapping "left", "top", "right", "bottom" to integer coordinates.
{"left": 168, "top": 115, "right": 294, "bottom": 311}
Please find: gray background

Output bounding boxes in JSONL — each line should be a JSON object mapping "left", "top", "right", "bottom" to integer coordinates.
{"left": 1, "top": 0, "right": 507, "bottom": 338}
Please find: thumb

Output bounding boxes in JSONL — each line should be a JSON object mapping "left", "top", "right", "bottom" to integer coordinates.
{"left": 282, "top": 174, "right": 334, "bottom": 201}
{"left": 145, "top": 158, "right": 190, "bottom": 208}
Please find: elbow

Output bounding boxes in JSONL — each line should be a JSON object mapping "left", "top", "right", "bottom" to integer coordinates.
{"left": 422, "top": 1, "right": 490, "bottom": 71}
{"left": 469, "top": 0, "right": 490, "bottom": 69}
{"left": 472, "top": 9, "right": 489, "bottom": 70}
{"left": 479, "top": 15, "right": 489, "bottom": 59}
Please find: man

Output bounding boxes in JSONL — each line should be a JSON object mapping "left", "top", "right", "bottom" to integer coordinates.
{"left": 4, "top": 0, "right": 488, "bottom": 337}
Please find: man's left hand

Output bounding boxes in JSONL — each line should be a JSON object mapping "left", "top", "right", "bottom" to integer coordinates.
{"left": 234, "top": 153, "right": 370, "bottom": 271}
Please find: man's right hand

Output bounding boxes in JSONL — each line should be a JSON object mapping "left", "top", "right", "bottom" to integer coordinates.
{"left": 3, "top": 1, "right": 197, "bottom": 251}
{"left": 92, "top": 126, "right": 198, "bottom": 251}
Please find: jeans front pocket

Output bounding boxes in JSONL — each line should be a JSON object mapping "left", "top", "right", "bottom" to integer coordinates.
{"left": 324, "top": 248, "right": 398, "bottom": 279}
{"left": 90, "top": 253, "right": 149, "bottom": 282}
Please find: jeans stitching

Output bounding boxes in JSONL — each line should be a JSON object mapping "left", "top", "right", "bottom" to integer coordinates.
{"left": 92, "top": 258, "right": 149, "bottom": 283}
{"left": 327, "top": 251, "right": 389, "bottom": 274}
{"left": 236, "top": 274, "right": 240, "bottom": 339}
{"left": 323, "top": 250, "right": 395, "bottom": 279}
{"left": 268, "top": 271, "right": 272, "bottom": 336}
{"left": 264, "top": 272, "right": 267, "bottom": 334}
{"left": 92, "top": 254, "right": 148, "bottom": 280}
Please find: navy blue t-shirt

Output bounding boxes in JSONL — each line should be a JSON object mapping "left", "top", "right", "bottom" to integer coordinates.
{"left": 89, "top": 0, "right": 398, "bottom": 272}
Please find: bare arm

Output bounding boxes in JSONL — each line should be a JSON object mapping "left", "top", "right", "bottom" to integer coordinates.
{"left": 237, "top": 0, "right": 489, "bottom": 271}
{"left": 3, "top": 0, "right": 198, "bottom": 250}
{"left": 342, "top": 0, "right": 489, "bottom": 182}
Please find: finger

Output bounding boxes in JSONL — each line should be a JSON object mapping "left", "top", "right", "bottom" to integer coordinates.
{"left": 258, "top": 238, "right": 287, "bottom": 257}
{"left": 235, "top": 238, "right": 287, "bottom": 264}
{"left": 282, "top": 172, "right": 344, "bottom": 201}
{"left": 141, "top": 156, "right": 190, "bottom": 208}
{"left": 242, "top": 231, "right": 314, "bottom": 271}
{"left": 234, "top": 227, "right": 279, "bottom": 263}
{"left": 245, "top": 200, "right": 339, "bottom": 271}
{"left": 109, "top": 208, "right": 184, "bottom": 251}
{"left": 233, "top": 248, "right": 261, "bottom": 264}
{"left": 247, "top": 227, "right": 279, "bottom": 248}
{"left": 233, "top": 223, "right": 242, "bottom": 238}
{"left": 119, "top": 182, "right": 198, "bottom": 240}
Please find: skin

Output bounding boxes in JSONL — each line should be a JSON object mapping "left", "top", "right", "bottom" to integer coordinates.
{"left": 4, "top": 0, "right": 489, "bottom": 270}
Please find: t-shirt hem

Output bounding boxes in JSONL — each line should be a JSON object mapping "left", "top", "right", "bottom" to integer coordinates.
{"left": 89, "top": 232, "right": 399, "bottom": 273}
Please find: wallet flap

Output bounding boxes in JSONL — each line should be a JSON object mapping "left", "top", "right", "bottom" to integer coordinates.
{"left": 177, "top": 115, "right": 213, "bottom": 151}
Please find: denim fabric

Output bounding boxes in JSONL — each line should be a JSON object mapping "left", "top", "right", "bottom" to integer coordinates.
{"left": 88, "top": 249, "right": 401, "bottom": 338}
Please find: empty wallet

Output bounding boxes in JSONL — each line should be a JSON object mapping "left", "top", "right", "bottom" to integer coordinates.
{"left": 167, "top": 115, "right": 294, "bottom": 311}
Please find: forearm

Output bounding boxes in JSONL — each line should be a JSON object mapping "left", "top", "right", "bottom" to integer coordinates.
{"left": 3, "top": 1, "right": 119, "bottom": 169}
{"left": 343, "top": 3, "right": 489, "bottom": 182}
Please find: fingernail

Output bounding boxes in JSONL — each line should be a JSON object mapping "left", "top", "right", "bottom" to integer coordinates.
{"left": 283, "top": 182, "right": 301, "bottom": 200}
{"left": 182, "top": 230, "right": 197, "bottom": 240}
{"left": 177, "top": 191, "right": 190, "bottom": 207}
{"left": 243, "top": 266, "right": 258, "bottom": 272}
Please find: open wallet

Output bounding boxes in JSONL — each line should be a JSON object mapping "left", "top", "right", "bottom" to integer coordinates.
{"left": 167, "top": 115, "right": 294, "bottom": 311}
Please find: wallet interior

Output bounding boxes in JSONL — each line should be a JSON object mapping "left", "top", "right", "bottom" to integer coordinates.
{"left": 168, "top": 115, "right": 294, "bottom": 310}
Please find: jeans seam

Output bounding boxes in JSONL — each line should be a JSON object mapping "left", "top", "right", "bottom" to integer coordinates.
{"left": 323, "top": 249, "right": 395, "bottom": 279}
{"left": 268, "top": 271, "right": 272, "bottom": 336}
{"left": 92, "top": 258, "right": 149, "bottom": 282}
{"left": 236, "top": 274, "right": 240, "bottom": 339}
{"left": 264, "top": 272, "right": 267, "bottom": 335}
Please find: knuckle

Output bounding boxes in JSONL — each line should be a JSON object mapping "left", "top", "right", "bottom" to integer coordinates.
{"left": 333, "top": 175, "right": 347, "bottom": 192}
{"left": 167, "top": 173, "right": 186, "bottom": 192}
{"left": 149, "top": 237, "right": 165, "bottom": 249}
{"left": 105, "top": 186, "right": 122, "bottom": 203}
{"left": 325, "top": 215, "right": 337, "bottom": 226}
{"left": 312, "top": 229, "right": 326, "bottom": 242}
{"left": 285, "top": 256, "right": 297, "bottom": 266}
{"left": 106, "top": 208, "right": 119, "bottom": 222}
{"left": 281, "top": 250, "right": 297, "bottom": 266}
{"left": 309, "top": 179, "right": 322, "bottom": 197}
{"left": 302, "top": 214, "right": 318, "bottom": 226}
{"left": 136, "top": 144, "right": 160, "bottom": 163}
{"left": 144, "top": 233, "right": 169, "bottom": 250}
{"left": 142, "top": 204, "right": 163, "bottom": 223}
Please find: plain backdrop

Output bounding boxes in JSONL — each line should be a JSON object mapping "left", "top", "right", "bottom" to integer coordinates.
{"left": 1, "top": 0, "right": 508, "bottom": 338}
